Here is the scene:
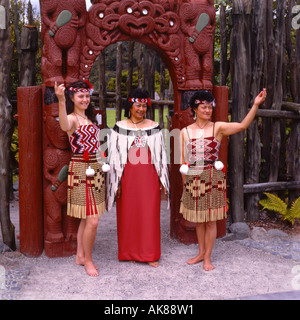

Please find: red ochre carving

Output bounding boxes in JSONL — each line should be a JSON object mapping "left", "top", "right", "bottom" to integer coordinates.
{"left": 41, "top": 0, "right": 87, "bottom": 86}
{"left": 180, "top": 0, "right": 215, "bottom": 90}
{"left": 43, "top": 95, "right": 80, "bottom": 256}
{"left": 41, "top": 0, "right": 215, "bottom": 90}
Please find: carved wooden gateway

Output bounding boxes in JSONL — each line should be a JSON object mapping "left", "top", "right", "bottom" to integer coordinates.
{"left": 41, "top": 0, "right": 215, "bottom": 90}
{"left": 18, "top": 0, "right": 228, "bottom": 257}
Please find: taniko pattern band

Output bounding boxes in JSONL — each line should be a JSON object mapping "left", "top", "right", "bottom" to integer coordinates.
{"left": 128, "top": 97, "right": 152, "bottom": 106}
{"left": 69, "top": 124, "right": 100, "bottom": 154}
{"left": 69, "top": 87, "right": 93, "bottom": 95}
{"left": 194, "top": 99, "right": 216, "bottom": 107}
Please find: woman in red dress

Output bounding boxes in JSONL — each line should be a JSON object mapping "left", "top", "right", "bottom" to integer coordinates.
{"left": 107, "top": 89, "right": 169, "bottom": 267}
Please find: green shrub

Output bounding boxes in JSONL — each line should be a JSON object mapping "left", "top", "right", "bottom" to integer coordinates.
{"left": 259, "top": 193, "right": 300, "bottom": 225}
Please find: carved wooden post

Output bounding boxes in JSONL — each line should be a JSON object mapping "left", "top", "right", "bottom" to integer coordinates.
{"left": 18, "top": 86, "right": 43, "bottom": 257}
{"left": 41, "top": 0, "right": 87, "bottom": 257}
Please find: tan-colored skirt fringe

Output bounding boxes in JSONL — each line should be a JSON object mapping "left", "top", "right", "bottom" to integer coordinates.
{"left": 67, "top": 153, "right": 106, "bottom": 219}
{"left": 180, "top": 165, "right": 227, "bottom": 223}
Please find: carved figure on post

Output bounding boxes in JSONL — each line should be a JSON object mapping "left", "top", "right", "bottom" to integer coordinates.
{"left": 43, "top": 148, "right": 69, "bottom": 243}
{"left": 180, "top": 0, "right": 215, "bottom": 90}
{"left": 41, "top": 0, "right": 87, "bottom": 86}
{"left": 81, "top": 0, "right": 185, "bottom": 86}
{"left": 43, "top": 98, "right": 79, "bottom": 252}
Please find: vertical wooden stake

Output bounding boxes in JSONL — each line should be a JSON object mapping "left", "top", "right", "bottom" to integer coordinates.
{"left": 18, "top": 86, "right": 43, "bottom": 257}
{"left": 213, "top": 86, "right": 228, "bottom": 238}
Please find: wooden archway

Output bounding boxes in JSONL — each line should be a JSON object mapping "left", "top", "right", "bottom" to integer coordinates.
{"left": 18, "top": 0, "right": 228, "bottom": 257}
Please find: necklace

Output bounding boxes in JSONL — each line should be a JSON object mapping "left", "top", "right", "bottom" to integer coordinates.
{"left": 192, "top": 120, "right": 209, "bottom": 139}
{"left": 196, "top": 120, "right": 209, "bottom": 129}
{"left": 74, "top": 112, "right": 87, "bottom": 120}
{"left": 74, "top": 112, "right": 88, "bottom": 124}
{"left": 129, "top": 118, "right": 144, "bottom": 129}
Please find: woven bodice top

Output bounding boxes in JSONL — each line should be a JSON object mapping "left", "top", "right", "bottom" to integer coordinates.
{"left": 186, "top": 136, "right": 220, "bottom": 164}
{"left": 69, "top": 124, "right": 100, "bottom": 154}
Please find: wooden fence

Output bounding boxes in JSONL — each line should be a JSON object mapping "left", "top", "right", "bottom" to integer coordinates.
{"left": 229, "top": 99, "right": 300, "bottom": 222}
{"left": 218, "top": 1, "right": 300, "bottom": 223}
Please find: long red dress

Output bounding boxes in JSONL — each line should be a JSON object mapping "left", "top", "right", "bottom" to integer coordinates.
{"left": 116, "top": 140, "right": 161, "bottom": 262}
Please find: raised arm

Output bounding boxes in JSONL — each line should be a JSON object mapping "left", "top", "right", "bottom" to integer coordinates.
{"left": 216, "top": 88, "right": 267, "bottom": 140}
{"left": 54, "top": 82, "right": 73, "bottom": 132}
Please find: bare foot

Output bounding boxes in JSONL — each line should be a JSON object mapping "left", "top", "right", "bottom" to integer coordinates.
{"left": 187, "top": 254, "right": 204, "bottom": 265}
{"left": 76, "top": 256, "right": 98, "bottom": 270}
{"left": 75, "top": 255, "right": 85, "bottom": 266}
{"left": 148, "top": 261, "right": 159, "bottom": 268}
{"left": 85, "top": 261, "right": 99, "bottom": 277}
{"left": 203, "top": 258, "right": 214, "bottom": 271}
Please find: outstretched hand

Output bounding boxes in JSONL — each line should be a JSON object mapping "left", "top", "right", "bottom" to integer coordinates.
{"left": 54, "top": 81, "right": 66, "bottom": 101}
{"left": 254, "top": 88, "right": 267, "bottom": 106}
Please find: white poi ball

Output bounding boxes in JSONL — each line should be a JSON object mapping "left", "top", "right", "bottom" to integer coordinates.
{"left": 214, "top": 161, "right": 224, "bottom": 171}
{"left": 86, "top": 166, "right": 95, "bottom": 176}
{"left": 102, "top": 163, "right": 110, "bottom": 172}
{"left": 179, "top": 164, "right": 189, "bottom": 175}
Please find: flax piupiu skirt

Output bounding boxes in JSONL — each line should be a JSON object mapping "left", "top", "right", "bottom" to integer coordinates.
{"left": 67, "top": 153, "right": 106, "bottom": 219}
{"left": 180, "top": 164, "right": 227, "bottom": 223}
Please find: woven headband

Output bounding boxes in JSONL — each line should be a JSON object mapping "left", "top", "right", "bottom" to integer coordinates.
{"left": 69, "top": 80, "right": 94, "bottom": 95}
{"left": 195, "top": 99, "right": 215, "bottom": 107}
{"left": 128, "top": 97, "right": 152, "bottom": 107}
{"left": 69, "top": 87, "right": 94, "bottom": 95}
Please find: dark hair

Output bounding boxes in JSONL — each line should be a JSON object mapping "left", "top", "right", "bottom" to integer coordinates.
{"left": 65, "top": 80, "right": 96, "bottom": 123}
{"left": 124, "top": 88, "right": 151, "bottom": 118}
{"left": 189, "top": 90, "right": 215, "bottom": 117}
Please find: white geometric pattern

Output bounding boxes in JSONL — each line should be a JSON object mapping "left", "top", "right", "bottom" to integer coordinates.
{"left": 187, "top": 137, "right": 220, "bottom": 163}
{"left": 69, "top": 124, "right": 100, "bottom": 154}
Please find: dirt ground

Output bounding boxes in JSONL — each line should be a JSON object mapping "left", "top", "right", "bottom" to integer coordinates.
{"left": 1, "top": 200, "right": 299, "bottom": 301}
